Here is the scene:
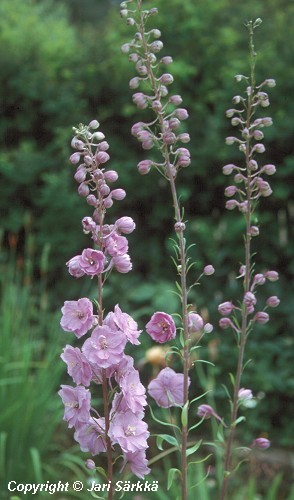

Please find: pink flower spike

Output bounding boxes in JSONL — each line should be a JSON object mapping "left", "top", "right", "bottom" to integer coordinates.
{"left": 148, "top": 367, "right": 190, "bottom": 408}
{"left": 146, "top": 312, "right": 176, "bottom": 343}
{"left": 60, "top": 298, "right": 94, "bottom": 338}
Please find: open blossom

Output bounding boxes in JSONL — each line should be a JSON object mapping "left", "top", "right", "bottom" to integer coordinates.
{"left": 74, "top": 417, "right": 106, "bottom": 455}
{"left": 238, "top": 388, "right": 253, "bottom": 402}
{"left": 188, "top": 312, "right": 204, "bottom": 333}
{"left": 82, "top": 324, "right": 126, "bottom": 368}
{"left": 60, "top": 298, "right": 95, "bottom": 338}
{"left": 122, "top": 450, "right": 150, "bottom": 478}
{"left": 58, "top": 385, "right": 91, "bottom": 429}
{"left": 66, "top": 255, "right": 85, "bottom": 278}
{"left": 109, "top": 411, "right": 149, "bottom": 453}
{"left": 120, "top": 369, "right": 147, "bottom": 413}
{"left": 148, "top": 367, "right": 190, "bottom": 408}
{"left": 112, "top": 253, "right": 132, "bottom": 273}
{"left": 79, "top": 248, "right": 105, "bottom": 275}
{"left": 104, "top": 304, "right": 141, "bottom": 345}
{"left": 146, "top": 312, "right": 176, "bottom": 343}
{"left": 61, "top": 345, "right": 92, "bottom": 386}
{"left": 105, "top": 234, "right": 128, "bottom": 257}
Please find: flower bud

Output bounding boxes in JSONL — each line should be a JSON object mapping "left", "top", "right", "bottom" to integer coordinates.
{"left": 152, "top": 29, "right": 161, "bottom": 38}
{"left": 263, "top": 164, "right": 276, "bottom": 175}
{"left": 253, "top": 273, "right": 266, "bottom": 286}
{"left": 110, "top": 189, "right": 126, "bottom": 201}
{"left": 86, "top": 195, "right": 98, "bottom": 207}
{"left": 74, "top": 166, "right": 87, "bottom": 183}
{"left": 244, "top": 291, "right": 257, "bottom": 308}
{"left": 85, "top": 459, "right": 96, "bottom": 470}
{"left": 103, "top": 196, "right": 113, "bottom": 208}
{"left": 98, "top": 141, "right": 110, "bottom": 151}
{"left": 178, "top": 133, "right": 190, "bottom": 143}
{"left": 121, "top": 43, "right": 130, "bottom": 54}
{"left": 225, "top": 137, "right": 237, "bottom": 145}
{"left": 169, "top": 95, "right": 183, "bottom": 105}
{"left": 160, "top": 73, "right": 174, "bottom": 85}
{"left": 175, "top": 108, "right": 189, "bottom": 120}
{"left": 174, "top": 222, "right": 186, "bottom": 232}
{"left": 150, "top": 41, "right": 163, "bottom": 53}
{"left": 222, "top": 164, "right": 236, "bottom": 175}
{"left": 254, "top": 312, "right": 269, "bottom": 324}
{"left": 89, "top": 120, "right": 99, "bottom": 129}
{"left": 238, "top": 388, "right": 253, "bottom": 402}
{"left": 203, "top": 265, "right": 215, "bottom": 276}
{"left": 161, "top": 56, "right": 173, "bottom": 65}
{"left": 225, "top": 200, "right": 239, "bottom": 210}
{"left": 78, "top": 183, "right": 90, "bottom": 197}
{"left": 169, "top": 118, "right": 181, "bottom": 129}
{"left": 71, "top": 137, "right": 85, "bottom": 150}
{"left": 137, "top": 159, "right": 153, "bottom": 175}
{"left": 70, "top": 152, "right": 81, "bottom": 165}
{"left": 249, "top": 226, "right": 259, "bottom": 236}
{"left": 252, "top": 143, "right": 266, "bottom": 154}
{"left": 265, "top": 79, "right": 276, "bottom": 87}
{"left": 116, "top": 216, "right": 136, "bottom": 234}
{"left": 197, "top": 404, "right": 222, "bottom": 422}
{"left": 265, "top": 271, "right": 279, "bottom": 282}
{"left": 219, "top": 317, "right": 232, "bottom": 329}
{"left": 96, "top": 151, "right": 110, "bottom": 164}
{"left": 252, "top": 438, "right": 271, "bottom": 449}
{"left": 266, "top": 296, "right": 280, "bottom": 308}
{"left": 253, "top": 130, "right": 264, "bottom": 140}
{"left": 225, "top": 186, "right": 237, "bottom": 197}
{"left": 129, "top": 77, "right": 141, "bottom": 89}
{"left": 203, "top": 323, "right": 213, "bottom": 333}
{"left": 248, "top": 159, "right": 258, "bottom": 171}
{"left": 218, "top": 301, "right": 234, "bottom": 316}
{"left": 104, "top": 170, "right": 119, "bottom": 183}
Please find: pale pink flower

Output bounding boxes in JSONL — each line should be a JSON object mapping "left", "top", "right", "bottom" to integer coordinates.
{"left": 104, "top": 304, "right": 141, "bottom": 345}
{"left": 112, "top": 253, "right": 132, "bottom": 273}
{"left": 109, "top": 411, "right": 149, "bottom": 453}
{"left": 146, "top": 312, "right": 176, "bottom": 343}
{"left": 122, "top": 450, "right": 150, "bottom": 478}
{"left": 120, "top": 369, "right": 147, "bottom": 413}
{"left": 66, "top": 255, "right": 85, "bottom": 278}
{"left": 58, "top": 385, "right": 91, "bottom": 429}
{"left": 61, "top": 345, "right": 92, "bottom": 386}
{"left": 79, "top": 248, "right": 105, "bottom": 275}
{"left": 82, "top": 325, "right": 126, "bottom": 368}
{"left": 148, "top": 367, "right": 190, "bottom": 408}
{"left": 74, "top": 417, "right": 106, "bottom": 455}
{"left": 60, "top": 298, "right": 94, "bottom": 338}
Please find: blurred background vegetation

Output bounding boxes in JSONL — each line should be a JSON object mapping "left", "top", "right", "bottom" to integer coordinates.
{"left": 0, "top": 0, "right": 293, "bottom": 497}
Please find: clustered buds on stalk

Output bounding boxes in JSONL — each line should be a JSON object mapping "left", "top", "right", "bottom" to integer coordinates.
{"left": 219, "top": 63, "right": 279, "bottom": 337}
{"left": 120, "top": 1, "right": 191, "bottom": 180}
{"left": 59, "top": 120, "right": 150, "bottom": 478}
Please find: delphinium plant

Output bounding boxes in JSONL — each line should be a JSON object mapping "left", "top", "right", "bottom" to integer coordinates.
{"left": 58, "top": 122, "right": 150, "bottom": 499}
{"left": 120, "top": 1, "right": 215, "bottom": 499}
{"left": 119, "top": 1, "right": 279, "bottom": 499}
{"left": 218, "top": 18, "right": 279, "bottom": 499}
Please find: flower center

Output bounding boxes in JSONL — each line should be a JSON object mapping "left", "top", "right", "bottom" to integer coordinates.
{"left": 99, "top": 336, "right": 108, "bottom": 350}
{"left": 159, "top": 321, "right": 168, "bottom": 332}
{"left": 125, "top": 425, "right": 136, "bottom": 436}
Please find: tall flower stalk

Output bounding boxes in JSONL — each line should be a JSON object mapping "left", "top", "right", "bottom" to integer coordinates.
{"left": 219, "top": 19, "right": 278, "bottom": 499}
{"left": 59, "top": 121, "right": 150, "bottom": 500}
{"left": 120, "top": 1, "right": 213, "bottom": 498}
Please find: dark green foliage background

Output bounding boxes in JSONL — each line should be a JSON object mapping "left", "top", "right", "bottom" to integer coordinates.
{"left": 1, "top": 0, "right": 293, "bottom": 454}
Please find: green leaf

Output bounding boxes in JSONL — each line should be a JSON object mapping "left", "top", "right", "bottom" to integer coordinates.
{"left": 229, "top": 372, "right": 235, "bottom": 387}
{"left": 186, "top": 439, "right": 202, "bottom": 457}
{"left": 168, "top": 468, "right": 181, "bottom": 490}
{"left": 232, "top": 415, "right": 246, "bottom": 427}
{"left": 96, "top": 466, "right": 108, "bottom": 480}
{"left": 156, "top": 433, "right": 179, "bottom": 448}
{"left": 181, "top": 400, "right": 189, "bottom": 427}
{"left": 149, "top": 405, "right": 181, "bottom": 431}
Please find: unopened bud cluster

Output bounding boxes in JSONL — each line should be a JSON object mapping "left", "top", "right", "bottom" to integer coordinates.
{"left": 223, "top": 74, "right": 277, "bottom": 213}
{"left": 120, "top": 1, "right": 190, "bottom": 179}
